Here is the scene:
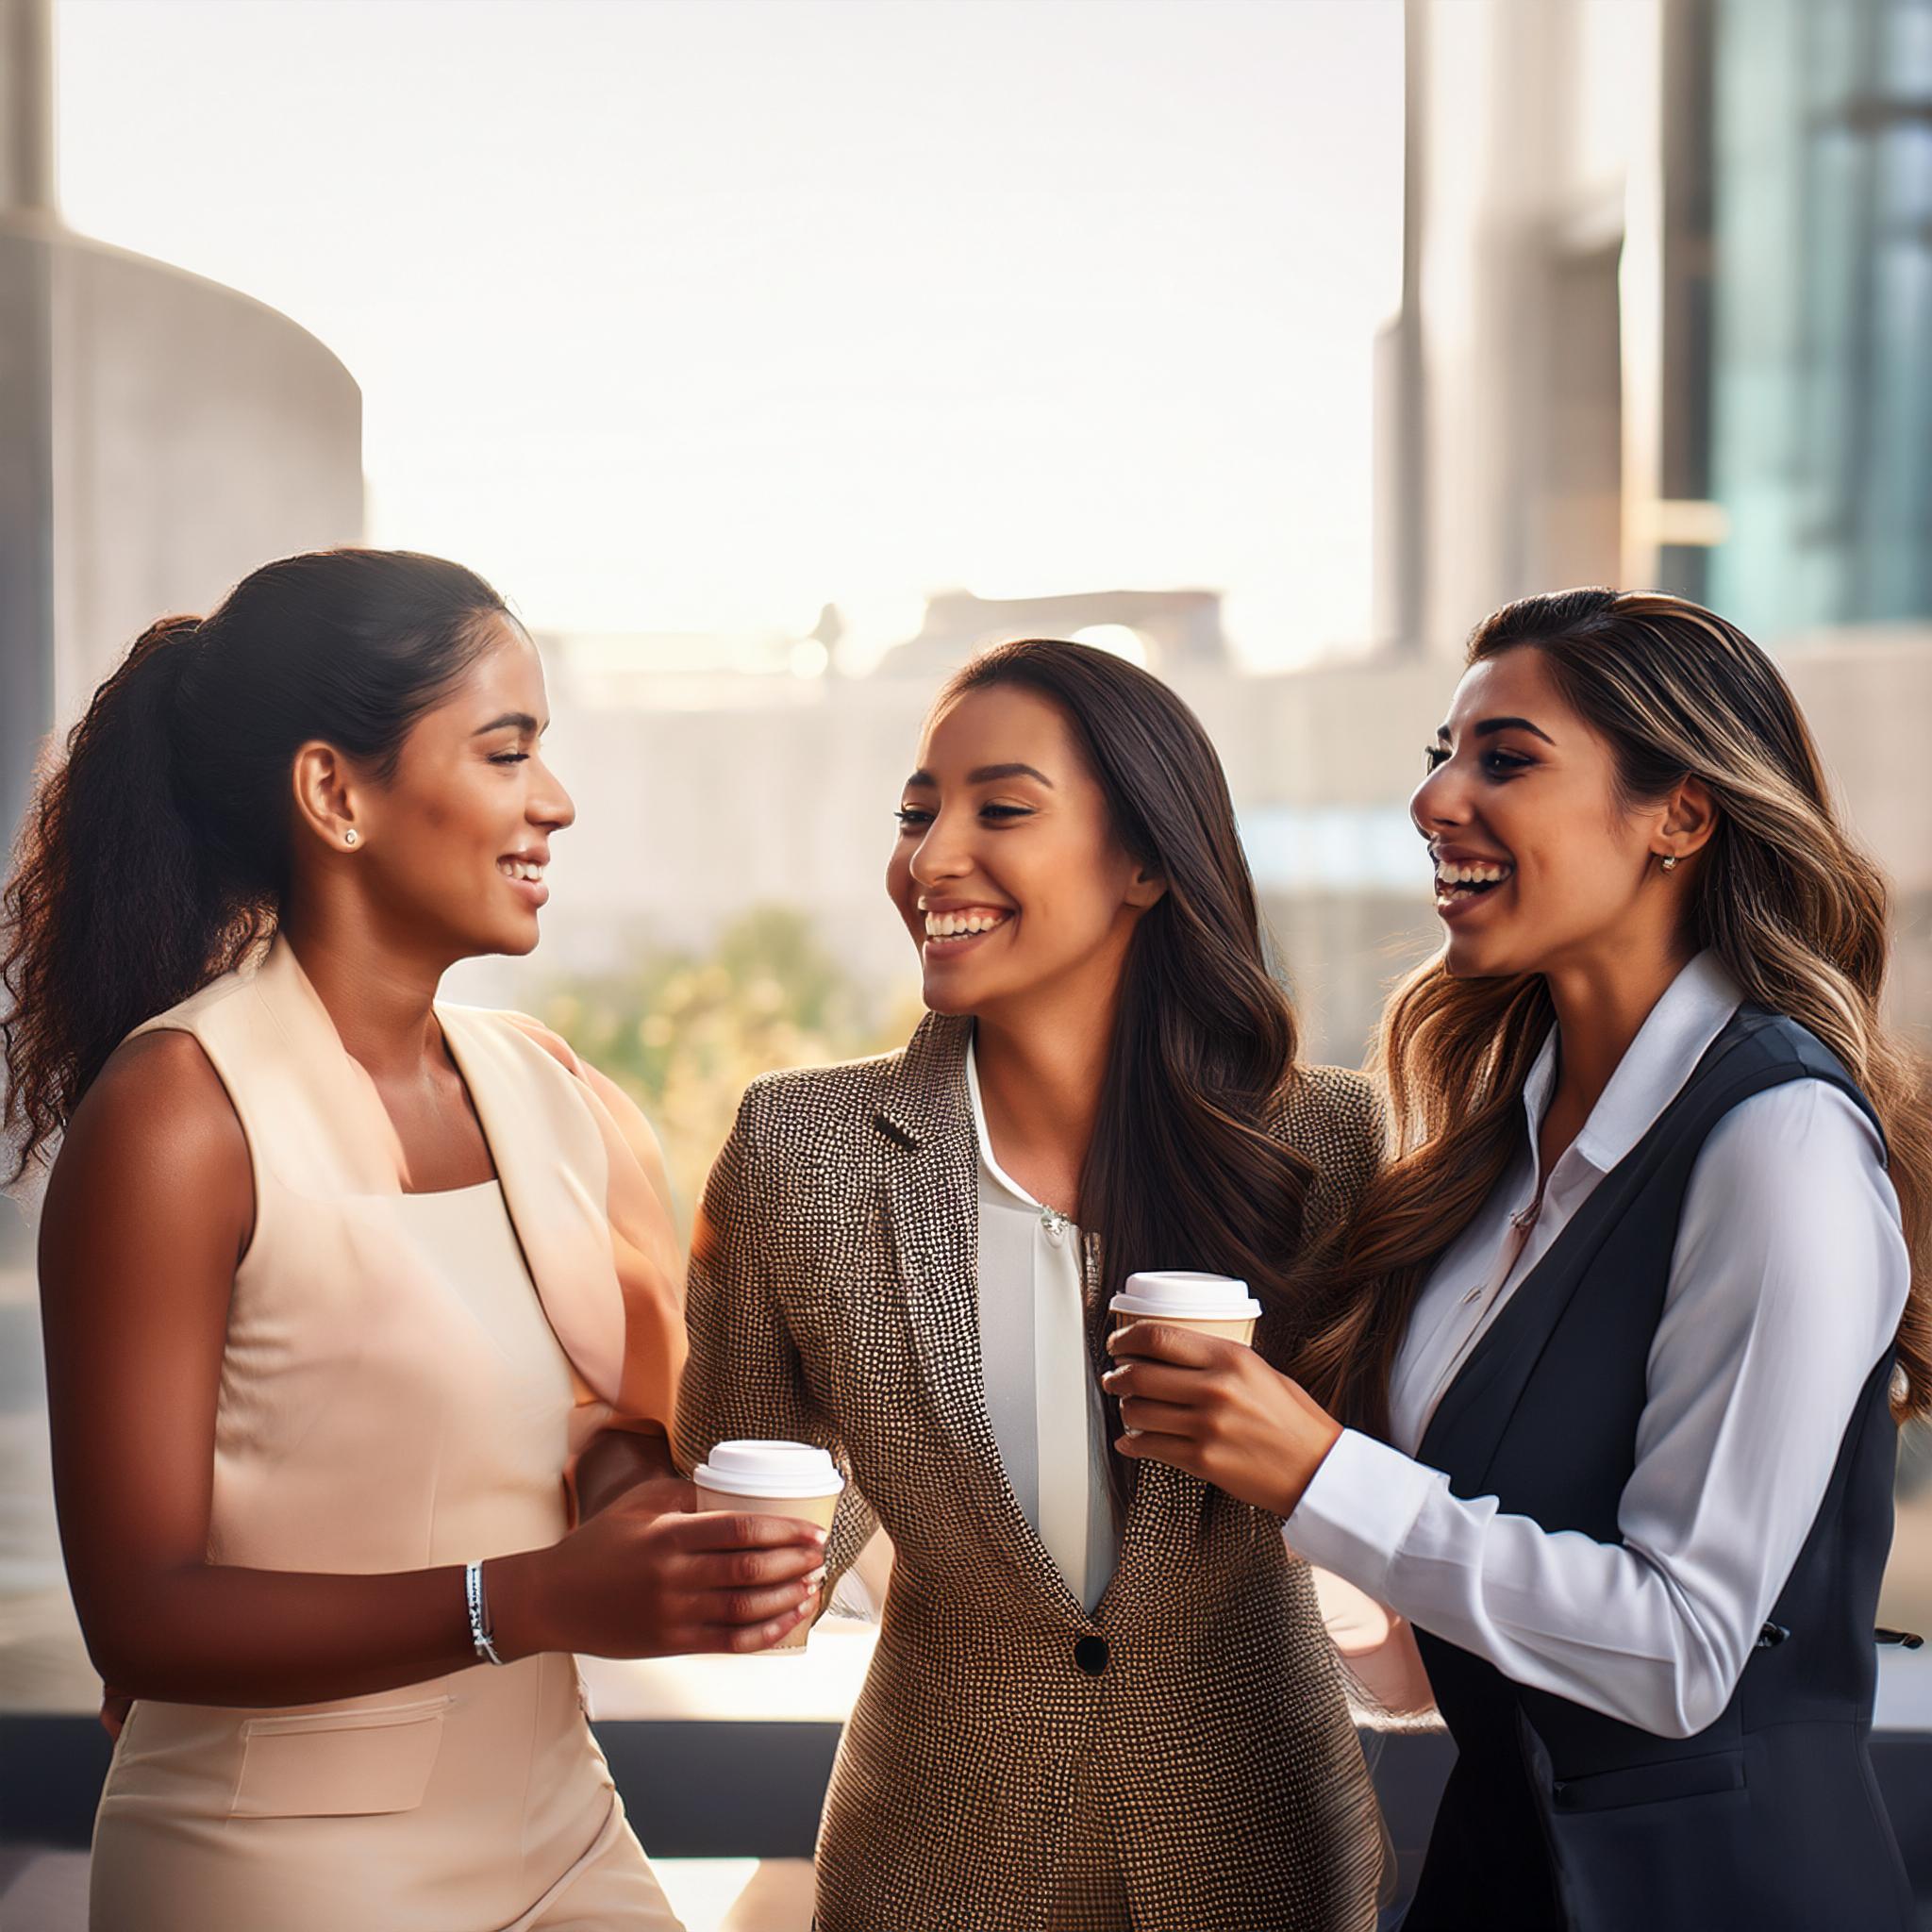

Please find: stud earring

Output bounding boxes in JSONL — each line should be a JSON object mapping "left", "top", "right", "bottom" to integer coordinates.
{"left": 343, "top": 828, "right": 359, "bottom": 848}
{"left": 1660, "top": 854, "right": 1677, "bottom": 872}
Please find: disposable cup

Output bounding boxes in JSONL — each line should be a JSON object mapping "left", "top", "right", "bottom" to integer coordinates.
{"left": 691, "top": 1440, "right": 844, "bottom": 1652}
{"left": 1108, "top": 1270, "right": 1262, "bottom": 1347}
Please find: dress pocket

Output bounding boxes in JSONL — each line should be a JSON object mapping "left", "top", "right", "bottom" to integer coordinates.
{"left": 228, "top": 1693, "right": 454, "bottom": 1818}
{"left": 1549, "top": 1745, "right": 1746, "bottom": 1814}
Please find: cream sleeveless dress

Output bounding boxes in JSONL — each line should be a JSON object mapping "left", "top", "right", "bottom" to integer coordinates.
{"left": 87, "top": 938, "right": 689, "bottom": 1931}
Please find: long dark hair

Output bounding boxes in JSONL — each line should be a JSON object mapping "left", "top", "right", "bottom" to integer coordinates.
{"left": 938, "top": 640, "right": 1316, "bottom": 1361}
{"left": 1297, "top": 588, "right": 1932, "bottom": 1432}
{"left": 3, "top": 547, "right": 510, "bottom": 1181}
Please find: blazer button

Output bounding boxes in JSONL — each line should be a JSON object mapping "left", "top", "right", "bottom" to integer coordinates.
{"left": 1074, "top": 1635, "right": 1109, "bottom": 1676}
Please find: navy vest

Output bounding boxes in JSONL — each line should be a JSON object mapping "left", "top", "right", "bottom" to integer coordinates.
{"left": 1401, "top": 1008, "right": 1914, "bottom": 1932}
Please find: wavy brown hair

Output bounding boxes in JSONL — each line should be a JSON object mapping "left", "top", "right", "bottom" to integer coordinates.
{"left": 3, "top": 548, "right": 509, "bottom": 1184}
{"left": 938, "top": 641, "right": 1316, "bottom": 1457}
{"left": 1296, "top": 588, "right": 1932, "bottom": 1431}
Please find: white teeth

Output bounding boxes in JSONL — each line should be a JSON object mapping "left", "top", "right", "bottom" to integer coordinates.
{"left": 499, "top": 858, "right": 544, "bottom": 882}
{"left": 924, "top": 908, "right": 1010, "bottom": 940}
{"left": 1434, "top": 860, "right": 1512, "bottom": 890}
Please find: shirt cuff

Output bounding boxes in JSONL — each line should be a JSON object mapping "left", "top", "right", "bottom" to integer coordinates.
{"left": 1283, "top": 1428, "right": 1443, "bottom": 1602}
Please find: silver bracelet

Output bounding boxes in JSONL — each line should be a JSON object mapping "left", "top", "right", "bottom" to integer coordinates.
{"left": 465, "top": 1559, "right": 506, "bottom": 1666}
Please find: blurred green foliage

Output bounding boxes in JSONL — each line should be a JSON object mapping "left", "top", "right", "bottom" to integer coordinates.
{"left": 539, "top": 905, "right": 921, "bottom": 1230}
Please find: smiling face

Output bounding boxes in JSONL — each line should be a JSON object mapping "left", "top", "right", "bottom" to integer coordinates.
{"left": 1410, "top": 644, "right": 1686, "bottom": 980}
{"left": 345, "top": 618, "right": 575, "bottom": 961}
{"left": 885, "top": 681, "right": 1162, "bottom": 1019}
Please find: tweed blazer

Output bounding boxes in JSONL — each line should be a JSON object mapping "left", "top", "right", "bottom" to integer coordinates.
{"left": 676, "top": 1012, "right": 1386, "bottom": 1932}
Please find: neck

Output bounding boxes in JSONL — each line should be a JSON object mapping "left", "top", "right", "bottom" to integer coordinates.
{"left": 971, "top": 975, "right": 1120, "bottom": 1183}
{"left": 275, "top": 902, "right": 453, "bottom": 1084}
{"left": 1542, "top": 941, "right": 1698, "bottom": 1123}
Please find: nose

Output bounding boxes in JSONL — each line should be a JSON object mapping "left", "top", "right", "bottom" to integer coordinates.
{"left": 530, "top": 754, "right": 575, "bottom": 834}
{"left": 1409, "top": 754, "right": 1468, "bottom": 842}
{"left": 907, "top": 807, "right": 972, "bottom": 890}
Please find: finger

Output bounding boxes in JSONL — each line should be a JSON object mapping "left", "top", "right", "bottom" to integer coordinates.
{"left": 675, "top": 1509, "right": 831, "bottom": 1553}
{"left": 1105, "top": 1320, "right": 1235, "bottom": 1367}
{"left": 1116, "top": 1396, "right": 1208, "bottom": 1439}
{"left": 690, "top": 1576, "right": 824, "bottom": 1626}
{"left": 684, "top": 1544, "right": 829, "bottom": 1591}
{"left": 1101, "top": 1358, "right": 1216, "bottom": 1406}
{"left": 1115, "top": 1426, "right": 1201, "bottom": 1466}
{"left": 708, "top": 1604, "right": 817, "bottom": 1654}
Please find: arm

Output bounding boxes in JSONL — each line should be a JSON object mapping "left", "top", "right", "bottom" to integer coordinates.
{"left": 676, "top": 1082, "right": 878, "bottom": 1600}
{"left": 42, "top": 1033, "right": 825, "bottom": 1708}
{"left": 1282, "top": 1080, "right": 1907, "bottom": 1736}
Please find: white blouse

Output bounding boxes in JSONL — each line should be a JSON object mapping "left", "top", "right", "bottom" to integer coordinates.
{"left": 1285, "top": 951, "right": 1910, "bottom": 1738}
{"left": 967, "top": 1039, "right": 1120, "bottom": 1614}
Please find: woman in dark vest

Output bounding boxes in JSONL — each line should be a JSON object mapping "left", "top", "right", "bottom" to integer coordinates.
{"left": 1104, "top": 589, "right": 1929, "bottom": 1929}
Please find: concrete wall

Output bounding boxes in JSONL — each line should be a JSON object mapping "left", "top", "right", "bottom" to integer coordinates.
{"left": 0, "top": 214, "right": 363, "bottom": 850}
{"left": 42, "top": 227, "right": 364, "bottom": 727}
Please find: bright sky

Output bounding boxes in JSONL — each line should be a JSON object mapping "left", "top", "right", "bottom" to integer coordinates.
{"left": 57, "top": 0, "right": 1404, "bottom": 669}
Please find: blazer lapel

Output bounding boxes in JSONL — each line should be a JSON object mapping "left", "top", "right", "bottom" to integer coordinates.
{"left": 877, "top": 1015, "right": 1090, "bottom": 1621}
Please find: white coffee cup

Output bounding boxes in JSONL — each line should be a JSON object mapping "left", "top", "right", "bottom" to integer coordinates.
{"left": 691, "top": 1440, "right": 845, "bottom": 1652}
{"left": 1108, "top": 1270, "right": 1263, "bottom": 1346}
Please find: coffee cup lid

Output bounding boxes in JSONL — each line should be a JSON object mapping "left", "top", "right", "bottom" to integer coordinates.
{"left": 1108, "top": 1270, "right": 1262, "bottom": 1321}
{"left": 692, "top": 1439, "right": 846, "bottom": 1499}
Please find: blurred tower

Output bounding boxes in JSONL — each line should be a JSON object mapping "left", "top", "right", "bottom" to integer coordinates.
{"left": 1378, "top": 0, "right": 1932, "bottom": 1024}
{"left": 0, "top": 0, "right": 363, "bottom": 852}
{"left": 1381, "top": 0, "right": 1932, "bottom": 657}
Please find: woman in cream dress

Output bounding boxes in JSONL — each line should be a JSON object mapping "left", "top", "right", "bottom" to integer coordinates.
{"left": 3, "top": 549, "right": 827, "bottom": 1930}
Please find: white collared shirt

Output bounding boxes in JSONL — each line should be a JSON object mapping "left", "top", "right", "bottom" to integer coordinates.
{"left": 1285, "top": 951, "right": 1909, "bottom": 1738}
{"left": 967, "top": 1039, "right": 1120, "bottom": 1614}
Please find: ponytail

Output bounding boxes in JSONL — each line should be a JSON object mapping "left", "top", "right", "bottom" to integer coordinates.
{"left": 3, "top": 547, "right": 508, "bottom": 1181}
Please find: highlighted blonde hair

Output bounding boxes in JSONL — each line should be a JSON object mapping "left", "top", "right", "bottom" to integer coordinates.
{"left": 1296, "top": 588, "right": 1932, "bottom": 1432}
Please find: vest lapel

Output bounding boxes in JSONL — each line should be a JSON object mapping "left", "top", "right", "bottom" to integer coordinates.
{"left": 437, "top": 1001, "right": 628, "bottom": 1408}
{"left": 1418, "top": 1016, "right": 1773, "bottom": 1488}
{"left": 877, "top": 1014, "right": 1090, "bottom": 1622}
{"left": 244, "top": 938, "right": 630, "bottom": 1410}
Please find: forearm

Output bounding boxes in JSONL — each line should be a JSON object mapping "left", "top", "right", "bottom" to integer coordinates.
{"left": 571, "top": 1425, "right": 676, "bottom": 1521}
{"left": 1286, "top": 1431, "right": 1737, "bottom": 1737}
{"left": 83, "top": 1549, "right": 551, "bottom": 1707}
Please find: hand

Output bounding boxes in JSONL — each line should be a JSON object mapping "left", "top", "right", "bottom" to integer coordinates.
{"left": 490, "top": 1487, "right": 828, "bottom": 1660}
{"left": 1102, "top": 1321, "right": 1344, "bottom": 1519}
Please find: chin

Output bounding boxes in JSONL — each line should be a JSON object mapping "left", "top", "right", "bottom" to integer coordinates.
{"left": 473, "top": 918, "right": 541, "bottom": 959}
{"left": 918, "top": 974, "right": 978, "bottom": 1018}
{"left": 1441, "top": 939, "right": 1504, "bottom": 980}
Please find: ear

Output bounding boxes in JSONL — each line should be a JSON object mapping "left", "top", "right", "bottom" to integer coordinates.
{"left": 1657, "top": 775, "right": 1719, "bottom": 863}
{"left": 1124, "top": 865, "right": 1168, "bottom": 910}
{"left": 291, "top": 741, "right": 367, "bottom": 854}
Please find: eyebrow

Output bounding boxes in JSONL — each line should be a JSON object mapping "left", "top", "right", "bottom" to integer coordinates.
{"left": 473, "top": 711, "right": 541, "bottom": 736}
{"left": 902, "top": 762, "right": 1057, "bottom": 789}
{"left": 1434, "top": 716, "right": 1557, "bottom": 746}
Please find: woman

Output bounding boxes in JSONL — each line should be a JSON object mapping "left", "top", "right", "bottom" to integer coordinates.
{"left": 676, "top": 639, "right": 1388, "bottom": 1932}
{"left": 3, "top": 548, "right": 828, "bottom": 1931}
{"left": 1106, "top": 589, "right": 1927, "bottom": 1929}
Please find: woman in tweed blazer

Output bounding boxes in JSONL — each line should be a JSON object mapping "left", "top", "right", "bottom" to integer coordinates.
{"left": 677, "top": 639, "right": 1387, "bottom": 1931}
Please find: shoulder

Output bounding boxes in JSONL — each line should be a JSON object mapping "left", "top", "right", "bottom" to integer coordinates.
{"left": 44, "top": 1028, "right": 251, "bottom": 1243}
{"left": 477, "top": 1009, "right": 675, "bottom": 1210}
{"left": 1668, "top": 1074, "right": 1906, "bottom": 1359}
{"left": 732, "top": 1044, "right": 912, "bottom": 1145}
{"left": 477, "top": 1008, "right": 589, "bottom": 1076}
{"left": 1270, "top": 1063, "right": 1386, "bottom": 1174}
{"left": 1693, "top": 1074, "right": 1890, "bottom": 1203}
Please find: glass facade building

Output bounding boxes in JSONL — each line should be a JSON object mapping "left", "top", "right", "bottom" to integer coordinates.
{"left": 1705, "top": 0, "right": 1932, "bottom": 641}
